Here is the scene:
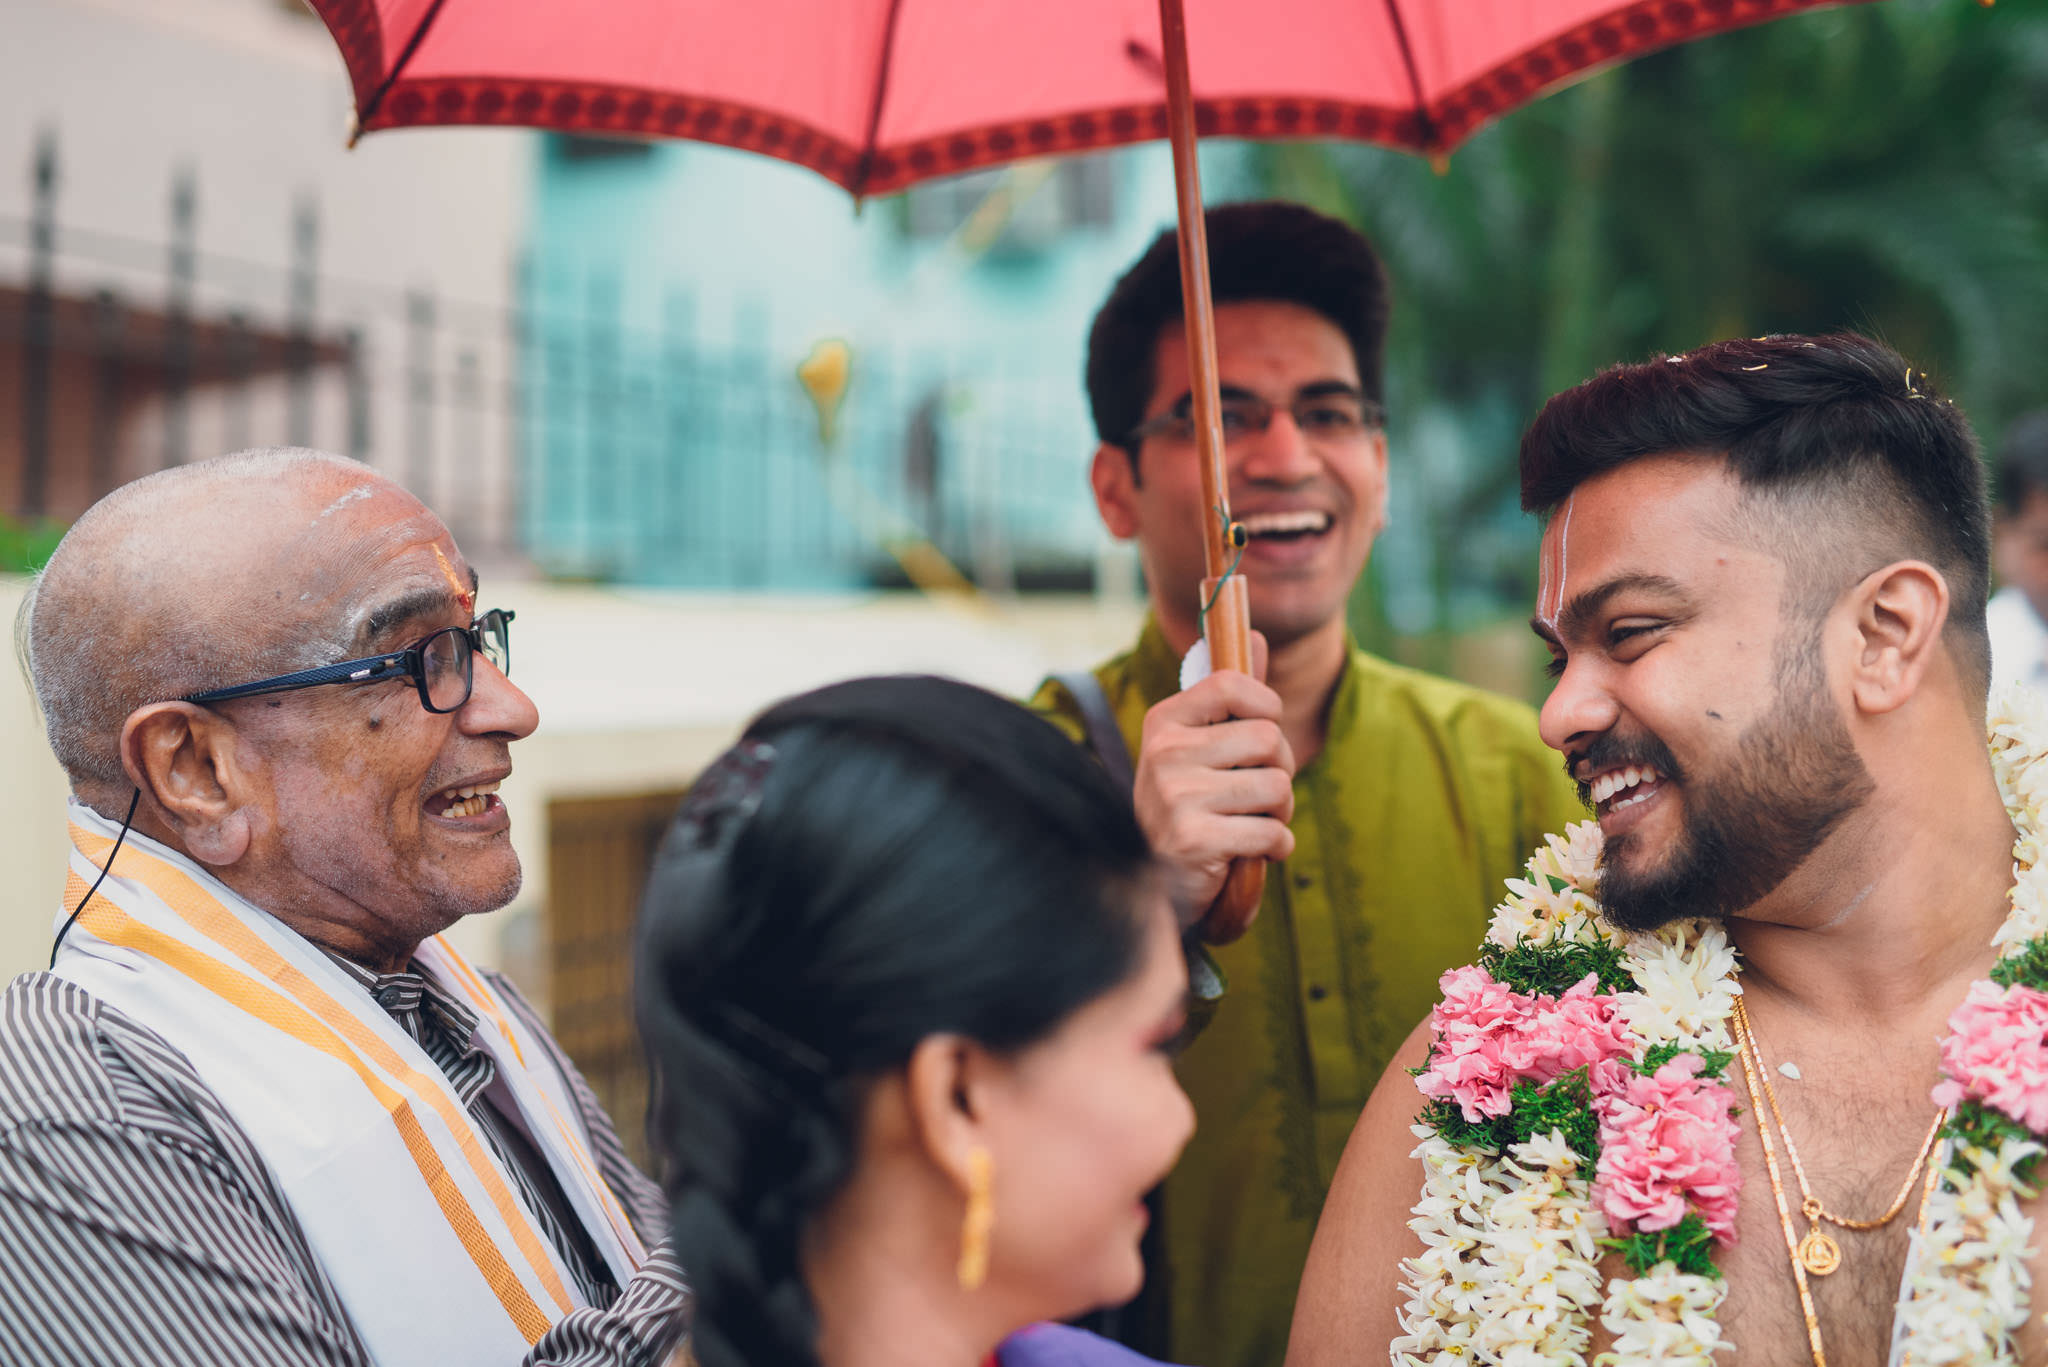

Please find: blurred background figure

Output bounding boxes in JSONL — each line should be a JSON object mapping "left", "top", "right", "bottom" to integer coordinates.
{"left": 634, "top": 677, "right": 1193, "bottom": 1367}
{"left": 1990, "top": 410, "right": 2048, "bottom": 694}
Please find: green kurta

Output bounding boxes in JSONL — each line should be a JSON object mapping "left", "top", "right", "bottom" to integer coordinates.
{"left": 1032, "top": 618, "right": 1582, "bottom": 1367}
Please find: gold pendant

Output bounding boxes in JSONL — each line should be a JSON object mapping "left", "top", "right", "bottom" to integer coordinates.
{"left": 1797, "top": 1228, "right": 1842, "bottom": 1276}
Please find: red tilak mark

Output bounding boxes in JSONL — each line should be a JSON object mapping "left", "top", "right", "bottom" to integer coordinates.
{"left": 433, "top": 545, "right": 474, "bottom": 613}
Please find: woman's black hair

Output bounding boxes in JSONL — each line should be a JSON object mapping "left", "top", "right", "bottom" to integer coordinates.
{"left": 634, "top": 675, "right": 1155, "bottom": 1367}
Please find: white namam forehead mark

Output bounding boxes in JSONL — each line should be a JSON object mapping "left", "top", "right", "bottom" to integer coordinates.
{"left": 312, "top": 483, "right": 375, "bottom": 521}
{"left": 1537, "top": 493, "right": 1576, "bottom": 631}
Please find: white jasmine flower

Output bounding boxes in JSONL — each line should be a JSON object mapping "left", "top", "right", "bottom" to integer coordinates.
{"left": 1620, "top": 922, "right": 1738, "bottom": 1049}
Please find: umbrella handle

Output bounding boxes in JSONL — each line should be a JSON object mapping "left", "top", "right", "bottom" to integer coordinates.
{"left": 1198, "top": 573, "right": 1266, "bottom": 945}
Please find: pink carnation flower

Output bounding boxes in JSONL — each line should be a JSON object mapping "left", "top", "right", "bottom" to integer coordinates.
{"left": 1592, "top": 1053, "right": 1741, "bottom": 1241}
{"left": 1932, "top": 978, "right": 2048, "bottom": 1131}
{"left": 1415, "top": 966, "right": 1633, "bottom": 1123}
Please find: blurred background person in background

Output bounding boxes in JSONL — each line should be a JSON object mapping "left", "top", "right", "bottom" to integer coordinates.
{"left": 1034, "top": 201, "right": 1582, "bottom": 1367}
{"left": 1990, "top": 410, "right": 2048, "bottom": 693}
{"left": 635, "top": 676, "right": 1194, "bottom": 1367}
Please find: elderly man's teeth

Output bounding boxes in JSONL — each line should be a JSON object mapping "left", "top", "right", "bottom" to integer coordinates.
{"left": 435, "top": 781, "right": 501, "bottom": 818}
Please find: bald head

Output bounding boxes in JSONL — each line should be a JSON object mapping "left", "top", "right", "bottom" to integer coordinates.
{"left": 23, "top": 448, "right": 436, "bottom": 806}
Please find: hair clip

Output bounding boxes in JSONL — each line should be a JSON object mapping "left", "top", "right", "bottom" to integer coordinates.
{"left": 672, "top": 740, "right": 778, "bottom": 853}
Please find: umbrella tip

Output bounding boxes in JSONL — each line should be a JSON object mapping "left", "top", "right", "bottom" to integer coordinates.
{"left": 345, "top": 108, "right": 362, "bottom": 150}
{"left": 1429, "top": 152, "right": 1451, "bottom": 177}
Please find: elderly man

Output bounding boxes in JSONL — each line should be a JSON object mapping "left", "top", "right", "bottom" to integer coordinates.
{"left": 1034, "top": 202, "right": 1579, "bottom": 1367}
{"left": 1292, "top": 334, "right": 2038, "bottom": 1365}
{"left": 0, "top": 449, "right": 686, "bottom": 1366}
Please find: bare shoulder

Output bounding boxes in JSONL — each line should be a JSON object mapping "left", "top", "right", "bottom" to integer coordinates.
{"left": 1286, "top": 1014, "right": 1435, "bottom": 1367}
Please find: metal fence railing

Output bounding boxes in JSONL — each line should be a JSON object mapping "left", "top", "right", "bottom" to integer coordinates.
{"left": 1, "top": 128, "right": 1107, "bottom": 591}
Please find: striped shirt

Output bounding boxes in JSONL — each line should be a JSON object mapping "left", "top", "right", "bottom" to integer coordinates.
{"left": 0, "top": 965, "right": 689, "bottom": 1367}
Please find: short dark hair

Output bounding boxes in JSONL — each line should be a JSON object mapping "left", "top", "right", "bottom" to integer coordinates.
{"left": 635, "top": 676, "right": 1154, "bottom": 1367}
{"left": 1521, "top": 332, "right": 1991, "bottom": 686}
{"left": 1084, "top": 200, "right": 1390, "bottom": 456}
{"left": 1996, "top": 410, "right": 2048, "bottom": 514}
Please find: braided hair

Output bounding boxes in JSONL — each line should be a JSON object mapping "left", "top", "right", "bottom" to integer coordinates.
{"left": 634, "top": 676, "right": 1154, "bottom": 1367}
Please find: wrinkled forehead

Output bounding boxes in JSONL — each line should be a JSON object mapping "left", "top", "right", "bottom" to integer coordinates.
{"left": 267, "top": 476, "right": 471, "bottom": 642}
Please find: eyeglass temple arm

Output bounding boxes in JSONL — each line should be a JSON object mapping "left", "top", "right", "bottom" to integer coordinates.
{"left": 184, "top": 655, "right": 411, "bottom": 703}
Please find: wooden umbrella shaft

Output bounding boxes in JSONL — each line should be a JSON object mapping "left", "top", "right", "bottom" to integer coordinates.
{"left": 1158, "top": 0, "right": 1264, "bottom": 941}
{"left": 1157, "top": 0, "right": 1234, "bottom": 590}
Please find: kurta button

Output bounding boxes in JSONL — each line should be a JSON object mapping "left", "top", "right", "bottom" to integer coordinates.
{"left": 1294, "top": 873, "right": 1313, "bottom": 889}
{"left": 1307, "top": 983, "right": 1328, "bottom": 1001}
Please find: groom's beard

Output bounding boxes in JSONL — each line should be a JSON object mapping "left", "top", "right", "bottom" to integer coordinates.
{"left": 1599, "top": 637, "right": 1874, "bottom": 933}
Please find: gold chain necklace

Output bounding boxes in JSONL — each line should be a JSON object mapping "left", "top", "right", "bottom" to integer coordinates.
{"left": 1733, "top": 996, "right": 1945, "bottom": 1277}
{"left": 1735, "top": 1003, "right": 1830, "bottom": 1367}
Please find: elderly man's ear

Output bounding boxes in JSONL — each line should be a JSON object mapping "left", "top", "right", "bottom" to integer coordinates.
{"left": 120, "top": 704, "right": 255, "bottom": 866}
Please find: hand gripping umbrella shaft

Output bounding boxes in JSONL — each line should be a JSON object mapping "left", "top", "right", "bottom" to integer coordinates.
{"left": 1160, "top": 0, "right": 1265, "bottom": 945}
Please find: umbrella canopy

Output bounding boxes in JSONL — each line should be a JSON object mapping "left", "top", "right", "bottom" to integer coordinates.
{"left": 316, "top": 0, "right": 1860, "bottom": 191}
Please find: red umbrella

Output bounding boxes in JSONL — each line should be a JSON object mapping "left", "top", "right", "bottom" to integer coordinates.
{"left": 319, "top": 0, "right": 1861, "bottom": 186}
{"left": 308, "top": 0, "right": 1873, "bottom": 940}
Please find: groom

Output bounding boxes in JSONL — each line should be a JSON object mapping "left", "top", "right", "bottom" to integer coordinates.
{"left": 1288, "top": 333, "right": 2040, "bottom": 1363}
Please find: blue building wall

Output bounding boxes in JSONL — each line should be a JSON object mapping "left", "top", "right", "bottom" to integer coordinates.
{"left": 521, "top": 135, "right": 1256, "bottom": 590}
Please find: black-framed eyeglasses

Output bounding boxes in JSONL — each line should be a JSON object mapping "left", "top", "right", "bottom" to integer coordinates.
{"left": 183, "top": 609, "right": 514, "bottom": 715}
{"left": 1125, "top": 390, "right": 1384, "bottom": 448}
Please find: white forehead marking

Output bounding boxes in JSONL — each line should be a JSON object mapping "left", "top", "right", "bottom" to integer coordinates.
{"left": 1539, "top": 494, "right": 1575, "bottom": 631}
{"left": 313, "top": 484, "right": 375, "bottom": 522}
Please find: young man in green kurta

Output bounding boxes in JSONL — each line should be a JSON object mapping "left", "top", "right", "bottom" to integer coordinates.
{"left": 1032, "top": 202, "right": 1581, "bottom": 1367}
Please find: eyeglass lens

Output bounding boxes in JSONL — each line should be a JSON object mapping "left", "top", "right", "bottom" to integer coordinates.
{"left": 479, "top": 609, "right": 511, "bottom": 676}
{"left": 423, "top": 630, "right": 473, "bottom": 712}
{"left": 1216, "top": 393, "right": 1369, "bottom": 436}
{"left": 420, "top": 612, "right": 512, "bottom": 712}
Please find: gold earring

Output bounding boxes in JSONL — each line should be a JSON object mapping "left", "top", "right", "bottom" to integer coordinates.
{"left": 957, "top": 1146, "right": 994, "bottom": 1291}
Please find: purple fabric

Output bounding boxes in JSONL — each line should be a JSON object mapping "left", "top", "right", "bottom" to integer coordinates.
{"left": 996, "top": 1324, "right": 1190, "bottom": 1367}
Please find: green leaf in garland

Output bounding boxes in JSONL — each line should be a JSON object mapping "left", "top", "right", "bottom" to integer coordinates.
{"left": 1418, "top": 1068, "right": 1602, "bottom": 1165}
{"left": 1989, "top": 934, "right": 2048, "bottom": 993}
{"left": 1478, "top": 937, "right": 1633, "bottom": 996}
{"left": 1607, "top": 1212, "right": 1719, "bottom": 1279}
{"left": 1942, "top": 1098, "right": 2047, "bottom": 1191}
{"left": 1632, "top": 1043, "right": 1734, "bottom": 1080}
{"left": 1417, "top": 1097, "right": 1514, "bottom": 1153}
{"left": 1506, "top": 1066, "right": 1601, "bottom": 1165}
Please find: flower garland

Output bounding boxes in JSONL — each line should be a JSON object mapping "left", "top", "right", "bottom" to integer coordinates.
{"left": 1396, "top": 687, "right": 2048, "bottom": 1366}
{"left": 1394, "top": 822, "right": 1741, "bottom": 1365}
{"left": 1893, "top": 686, "right": 2048, "bottom": 1365}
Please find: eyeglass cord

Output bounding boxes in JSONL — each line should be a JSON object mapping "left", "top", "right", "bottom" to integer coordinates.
{"left": 50, "top": 787, "right": 141, "bottom": 970}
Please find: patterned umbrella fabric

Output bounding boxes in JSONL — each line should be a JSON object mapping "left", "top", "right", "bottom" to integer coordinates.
{"left": 314, "top": 0, "right": 1867, "bottom": 193}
